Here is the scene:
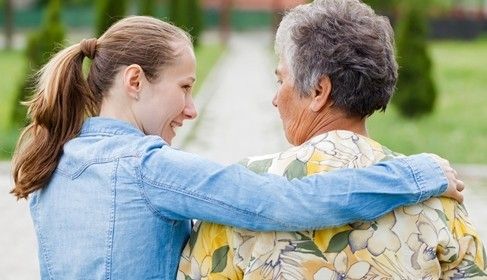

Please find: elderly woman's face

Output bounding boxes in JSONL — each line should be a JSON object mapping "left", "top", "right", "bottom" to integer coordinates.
{"left": 273, "top": 58, "right": 314, "bottom": 145}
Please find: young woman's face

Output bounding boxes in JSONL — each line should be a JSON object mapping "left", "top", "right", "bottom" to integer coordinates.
{"left": 136, "top": 44, "right": 197, "bottom": 144}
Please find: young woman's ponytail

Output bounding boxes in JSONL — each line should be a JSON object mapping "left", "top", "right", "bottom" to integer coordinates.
{"left": 11, "top": 16, "right": 192, "bottom": 199}
{"left": 11, "top": 39, "right": 100, "bottom": 199}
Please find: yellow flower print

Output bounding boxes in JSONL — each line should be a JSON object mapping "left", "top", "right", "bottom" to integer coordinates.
{"left": 403, "top": 198, "right": 443, "bottom": 223}
{"left": 406, "top": 221, "right": 451, "bottom": 270}
{"left": 349, "top": 213, "right": 401, "bottom": 256}
{"left": 313, "top": 251, "right": 371, "bottom": 280}
{"left": 278, "top": 142, "right": 315, "bottom": 162}
{"left": 246, "top": 232, "right": 298, "bottom": 277}
{"left": 182, "top": 255, "right": 211, "bottom": 279}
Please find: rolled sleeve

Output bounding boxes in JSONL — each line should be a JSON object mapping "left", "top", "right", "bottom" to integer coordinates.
{"left": 401, "top": 153, "right": 448, "bottom": 203}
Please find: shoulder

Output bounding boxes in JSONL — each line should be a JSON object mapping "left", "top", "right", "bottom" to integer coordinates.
{"left": 58, "top": 133, "right": 166, "bottom": 176}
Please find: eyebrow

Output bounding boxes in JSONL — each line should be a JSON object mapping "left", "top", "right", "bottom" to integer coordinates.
{"left": 275, "top": 69, "right": 281, "bottom": 76}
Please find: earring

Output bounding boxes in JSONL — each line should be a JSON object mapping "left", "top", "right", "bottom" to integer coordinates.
{"left": 135, "top": 95, "right": 139, "bottom": 101}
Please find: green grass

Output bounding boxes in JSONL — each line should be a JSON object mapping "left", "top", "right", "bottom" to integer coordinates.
{"left": 194, "top": 43, "right": 225, "bottom": 94}
{"left": 0, "top": 50, "right": 24, "bottom": 131}
{"left": 0, "top": 43, "right": 224, "bottom": 160}
{"left": 0, "top": 50, "right": 25, "bottom": 159}
{"left": 368, "top": 39, "right": 487, "bottom": 164}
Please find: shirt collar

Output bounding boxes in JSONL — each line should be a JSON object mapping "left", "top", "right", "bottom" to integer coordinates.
{"left": 80, "top": 117, "right": 145, "bottom": 137}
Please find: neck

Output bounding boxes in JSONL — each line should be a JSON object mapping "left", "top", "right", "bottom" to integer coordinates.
{"left": 300, "top": 108, "right": 368, "bottom": 144}
{"left": 98, "top": 97, "right": 140, "bottom": 130}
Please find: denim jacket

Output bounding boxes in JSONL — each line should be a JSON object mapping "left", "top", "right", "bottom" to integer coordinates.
{"left": 29, "top": 117, "right": 447, "bottom": 279}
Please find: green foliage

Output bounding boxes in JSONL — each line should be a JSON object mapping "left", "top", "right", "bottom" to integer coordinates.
{"left": 169, "top": 0, "right": 204, "bottom": 47}
{"left": 393, "top": 4, "right": 437, "bottom": 118}
{"left": 11, "top": 0, "right": 65, "bottom": 125}
{"left": 139, "top": 0, "right": 156, "bottom": 16}
{"left": 37, "top": 0, "right": 94, "bottom": 7}
{"left": 364, "top": 0, "right": 454, "bottom": 15}
{"left": 95, "top": 0, "right": 127, "bottom": 37}
{"left": 364, "top": 0, "right": 396, "bottom": 12}
{"left": 368, "top": 39, "right": 487, "bottom": 163}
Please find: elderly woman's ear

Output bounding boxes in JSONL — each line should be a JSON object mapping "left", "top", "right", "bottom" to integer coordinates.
{"left": 309, "top": 76, "right": 332, "bottom": 112}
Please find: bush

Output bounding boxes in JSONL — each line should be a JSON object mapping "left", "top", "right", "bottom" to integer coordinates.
{"left": 169, "top": 0, "right": 204, "bottom": 47}
{"left": 393, "top": 5, "right": 437, "bottom": 118}
{"left": 95, "top": 0, "right": 127, "bottom": 37}
{"left": 11, "top": 0, "right": 65, "bottom": 125}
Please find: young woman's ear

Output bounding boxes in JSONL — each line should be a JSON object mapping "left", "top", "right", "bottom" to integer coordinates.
{"left": 310, "top": 76, "right": 332, "bottom": 112}
{"left": 123, "top": 64, "right": 144, "bottom": 100}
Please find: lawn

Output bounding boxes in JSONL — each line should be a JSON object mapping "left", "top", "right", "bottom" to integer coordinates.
{"left": 368, "top": 39, "right": 487, "bottom": 164}
{"left": 0, "top": 43, "right": 224, "bottom": 159}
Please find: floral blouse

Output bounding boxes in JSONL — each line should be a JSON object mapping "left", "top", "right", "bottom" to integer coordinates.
{"left": 177, "top": 130, "right": 486, "bottom": 279}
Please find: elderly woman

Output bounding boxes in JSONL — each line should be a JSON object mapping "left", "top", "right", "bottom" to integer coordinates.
{"left": 177, "top": 0, "right": 486, "bottom": 279}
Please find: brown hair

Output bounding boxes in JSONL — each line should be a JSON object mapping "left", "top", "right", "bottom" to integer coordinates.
{"left": 11, "top": 16, "right": 191, "bottom": 199}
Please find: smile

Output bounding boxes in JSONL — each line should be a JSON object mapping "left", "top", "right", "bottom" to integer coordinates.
{"left": 170, "top": 122, "right": 182, "bottom": 129}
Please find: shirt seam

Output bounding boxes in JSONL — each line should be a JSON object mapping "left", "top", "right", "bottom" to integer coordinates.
{"left": 104, "top": 159, "right": 118, "bottom": 280}
{"left": 33, "top": 193, "right": 56, "bottom": 280}
{"left": 139, "top": 171, "right": 291, "bottom": 228}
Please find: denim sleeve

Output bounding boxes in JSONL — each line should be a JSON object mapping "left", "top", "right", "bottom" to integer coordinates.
{"left": 139, "top": 146, "right": 447, "bottom": 231}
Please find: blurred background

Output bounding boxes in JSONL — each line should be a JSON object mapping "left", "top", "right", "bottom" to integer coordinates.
{"left": 0, "top": 0, "right": 486, "bottom": 279}
{"left": 0, "top": 0, "right": 486, "bottom": 162}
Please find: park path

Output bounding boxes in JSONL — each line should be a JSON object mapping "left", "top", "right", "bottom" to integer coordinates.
{"left": 1, "top": 31, "right": 486, "bottom": 279}
{"left": 172, "top": 31, "right": 289, "bottom": 161}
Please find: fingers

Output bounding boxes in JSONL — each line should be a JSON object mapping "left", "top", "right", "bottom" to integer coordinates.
{"left": 453, "top": 189, "right": 464, "bottom": 204}
{"left": 456, "top": 179, "right": 465, "bottom": 192}
{"left": 452, "top": 168, "right": 458, "bottom": 177}
{"left": 427, "top": 153, "right": 466, "bottom": 203}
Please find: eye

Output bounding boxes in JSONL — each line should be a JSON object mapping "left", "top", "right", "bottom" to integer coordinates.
{"left": 182, "top": 85, "right": 193, "bottom": 93}
{"left": 276, "top": 80, "right": 283, "bottom": 86}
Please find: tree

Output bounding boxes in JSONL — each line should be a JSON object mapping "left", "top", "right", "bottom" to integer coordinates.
{"left": 364, "top": 0, "right": 397, "bottom": 13}
{"left": 139, "top": 0, "right": 156, "bottom": 16}
{"left": 169, "top": 0, "right": 204, "bottom": 47}
{"left": 11, "top": 0, "right": 66, "bottom": 125}
{"left": 95, "top": 0, "right": 127, "bottom": 37}
{"left": 393, "top": 3, "right": 437, "bottom": 118}
{"left": 3, "top": 0, "right": 13, "bottom": 50}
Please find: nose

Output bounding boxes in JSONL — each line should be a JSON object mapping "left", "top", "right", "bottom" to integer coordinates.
{"left": 184, "top": 96, "right": 198, "bottom": 119}
{"left": 272, "top": 93, "right": 278, "bottom": 107}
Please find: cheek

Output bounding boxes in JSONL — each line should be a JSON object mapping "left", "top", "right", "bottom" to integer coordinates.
{"left": 277, "top": 88, "right": 293, "bottom": 117}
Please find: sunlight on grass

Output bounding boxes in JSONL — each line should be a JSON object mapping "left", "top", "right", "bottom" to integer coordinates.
{"left": 0, "top": 51, "right": 25, "bottom": 131}
{"left": 194, "top": 43, "right": 225, "bottom": 94}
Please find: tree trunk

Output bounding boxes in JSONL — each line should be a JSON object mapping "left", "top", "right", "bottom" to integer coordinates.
{"left": 4, "top": 0, "right": 13, "bottom": 50}
{"left": 219, "top": 0, "right": 231, "bottom": 45}
{"left": 272, "top": 0, "right": 283, "bottom": 34}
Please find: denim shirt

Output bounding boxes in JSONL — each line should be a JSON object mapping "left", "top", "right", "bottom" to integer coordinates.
{"left": 29, "top": 117, "right": 447, "bottom": 279}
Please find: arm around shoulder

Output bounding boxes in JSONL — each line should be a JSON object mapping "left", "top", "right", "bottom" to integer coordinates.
{"left": 138, "top": 146, "right": 448, "bottom": 230}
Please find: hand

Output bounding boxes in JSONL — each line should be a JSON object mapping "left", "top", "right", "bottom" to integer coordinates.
{"left": 428, "top": 154, "right": 465, "bottom": 203}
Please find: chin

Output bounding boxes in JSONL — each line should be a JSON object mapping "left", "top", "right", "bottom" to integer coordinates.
{"left": 284, "top": 133, "right": 295, "bottom": 146}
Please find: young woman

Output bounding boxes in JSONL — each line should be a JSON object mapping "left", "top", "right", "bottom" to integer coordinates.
{"left": 11, "top": 16, "right": 463, "bottom": 279}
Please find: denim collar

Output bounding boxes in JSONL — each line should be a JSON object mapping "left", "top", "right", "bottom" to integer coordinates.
{"left": 80, "top": 117, "right": 145, "bottom": 137}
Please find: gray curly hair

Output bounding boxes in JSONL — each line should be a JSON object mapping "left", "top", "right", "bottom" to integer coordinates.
{"left": 275, "top": 0, "right": 398, "bottom": 118}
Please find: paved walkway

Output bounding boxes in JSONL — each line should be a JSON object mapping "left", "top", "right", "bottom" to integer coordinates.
{"left": 1, "top": 31, "right": 486, "bottom": 279}
{"left": 173, "top": 31, "right": 289, "bottom": 161}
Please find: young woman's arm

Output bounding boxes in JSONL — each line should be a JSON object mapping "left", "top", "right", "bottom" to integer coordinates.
{"left": 140, "top": 145, "right": 450, "bottom": 231}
